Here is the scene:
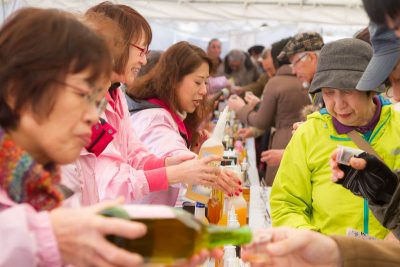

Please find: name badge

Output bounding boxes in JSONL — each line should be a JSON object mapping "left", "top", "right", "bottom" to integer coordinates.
{"left": 346, "top": 228, "right": 377, "bottom": 240}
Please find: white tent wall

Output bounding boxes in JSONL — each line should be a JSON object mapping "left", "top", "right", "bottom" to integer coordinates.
{"left": 1, "top": 0, "right": 369, "bottom": 55}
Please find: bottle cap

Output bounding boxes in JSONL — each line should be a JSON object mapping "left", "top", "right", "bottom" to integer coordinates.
{"left": 223, "top": 245, "right": 236, "bottom": 260}
{"left": 228, "top": 206, "right": 240, "bottom": 228}
{"left": 196, "top": 202, "right": 206, "bottom": 208}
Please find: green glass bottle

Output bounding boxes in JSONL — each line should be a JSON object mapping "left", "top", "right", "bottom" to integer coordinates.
{"left": 101, "top": 205, "right": 252, "bottom": 264}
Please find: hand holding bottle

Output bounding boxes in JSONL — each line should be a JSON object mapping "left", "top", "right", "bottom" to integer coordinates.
{"left": 228, "top": 95, "right": 246, "bottom": 112}
{"left": 216, "top": 168, "right": 242, "bottom": 196}
{"left": 50, "top": 198, "right": 146, "bottom": 267}
{"left": 244, "top": 91, "right": 260, "bottom": 109}
{"left": 166, "top": 155, "right": 222, "bottom": 186}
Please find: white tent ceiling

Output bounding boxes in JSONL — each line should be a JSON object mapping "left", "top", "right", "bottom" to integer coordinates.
{"left": 1, "top": 0, "right": 369, "bottom": 52}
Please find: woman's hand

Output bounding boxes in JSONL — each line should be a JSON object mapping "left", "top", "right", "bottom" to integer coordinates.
{"left": 166, "top": 155, "right": 221, "bottom": 186}
{"left": 228, "top": 95, "right": 246, "bottom": 112}
{"left": 50, "top": 198, "right": 146, "bottom": 267}
{"left": 216, "top": 168, "right": 242, "bottom": 196}
{"left": 261, "top": 149, "right": 284, "bottom": 167}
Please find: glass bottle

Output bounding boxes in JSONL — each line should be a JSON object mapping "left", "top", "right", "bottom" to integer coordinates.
{"left": 186, "top": 107, "right": 228, "bottom": 204}
{"left": 101, "top": 205, "right": 252, "bottom": 264}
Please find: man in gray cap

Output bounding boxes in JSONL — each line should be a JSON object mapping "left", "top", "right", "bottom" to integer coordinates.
{"left": 278, "top": 32, "right": 324, "bottom": 106}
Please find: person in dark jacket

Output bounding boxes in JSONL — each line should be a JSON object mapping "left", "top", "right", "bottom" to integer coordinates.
{"left": 228, "top": 37, "right": 311, "bottom": 185}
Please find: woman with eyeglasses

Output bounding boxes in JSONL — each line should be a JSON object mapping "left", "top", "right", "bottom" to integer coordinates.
{"left": 61, "top": 2, "right": 240, "bottom": 208}
{"left": 0, "top": 8, "right": 149, "bottom": 267}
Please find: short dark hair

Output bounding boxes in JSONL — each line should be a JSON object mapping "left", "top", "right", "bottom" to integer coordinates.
{"left": 247, "top": 45, "right": 265, "bottom": 56}
{"left": 87, "top": 1, "right": 152, "bottom": 75}
{"left": 362, "top": 0, "right": 400, "bottom": 25}
{"left": 0, "top": 8, "right": 112, "bottom": 129}
{"left": 271, "top": 37, "right": 293, "bottom": 68}
{"left": 207, "top": 38, "right": 221, "bottom": 48}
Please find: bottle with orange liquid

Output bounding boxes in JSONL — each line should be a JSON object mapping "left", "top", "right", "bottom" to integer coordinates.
{"left": 207, "top": 189, "right": 223, "bottom": 224}
{"left": 186, "top": 107, "right": 228, "bottom": 204}
{"left": 218, "top": 165, "right": 248, "bottom": 226}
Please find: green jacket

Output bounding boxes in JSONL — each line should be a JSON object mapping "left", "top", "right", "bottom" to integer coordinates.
{"left": 271, "top": 97, "right": 400, "bottom": 239}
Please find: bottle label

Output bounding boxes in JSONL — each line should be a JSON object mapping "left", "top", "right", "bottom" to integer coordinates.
{"left": 192, "top": 151, "right": 218, "bottom": 196}
{"left": 121, "top": 205, "right": 176, "bottom": 219}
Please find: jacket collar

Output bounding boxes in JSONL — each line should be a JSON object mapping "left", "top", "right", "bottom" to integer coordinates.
{"left": 0, "top": 128, "right": 63, "bottom": 211}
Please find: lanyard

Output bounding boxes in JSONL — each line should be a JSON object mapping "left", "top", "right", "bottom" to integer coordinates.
{"left": 363, "top": 198, "right": 369, "bottom": 234}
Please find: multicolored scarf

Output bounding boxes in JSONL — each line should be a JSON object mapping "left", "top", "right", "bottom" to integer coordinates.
{"left": 0, "top": 128, "right": 63, "bottom": 211}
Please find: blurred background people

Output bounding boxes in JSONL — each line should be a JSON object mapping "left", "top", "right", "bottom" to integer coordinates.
{"left": 229, "top": 37, "right": 310, "bottom": 185}
{"left": 207, "top": 38, "right": 222, "bottom": 75}
{"left": 248, "top": 44, "right": 265, "bottom": 74}
{"left": 218, "top": 49, "right": 259, "bottom": 86}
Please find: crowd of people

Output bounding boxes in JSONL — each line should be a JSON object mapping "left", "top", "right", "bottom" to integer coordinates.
{"left": 1, "top": 0, "right": 400, "bottom": 266}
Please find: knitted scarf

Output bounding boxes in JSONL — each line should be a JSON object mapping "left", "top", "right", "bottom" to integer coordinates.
{"left": 0, "top": 128, "right": 63, "bottom": 211}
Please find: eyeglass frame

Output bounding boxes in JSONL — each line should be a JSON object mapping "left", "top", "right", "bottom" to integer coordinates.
{"left": 130, "top": 43, "right": 150, "bottom": 57}
{"left": 290, "top": 53, "right": 309, "bottom": 69}
{"left": 54, "top": 80, "right": 108, "bottom": 115}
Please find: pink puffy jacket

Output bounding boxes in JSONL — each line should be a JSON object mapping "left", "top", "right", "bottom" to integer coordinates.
{"left": 61, "top": 87, "right": 169, "bottom": 206}
{"left": 0, "top": 189, "right": 62, "bottom": 266}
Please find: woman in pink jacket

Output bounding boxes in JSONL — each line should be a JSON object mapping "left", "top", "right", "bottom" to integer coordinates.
{"left": 0, "top": 8, "right": 147, "bottom": 267}
{"left": 127, "top": 41, "right": 242, "bottom": 206}
{"left": 61, "top": 2, "right": 240, "bottom": 206}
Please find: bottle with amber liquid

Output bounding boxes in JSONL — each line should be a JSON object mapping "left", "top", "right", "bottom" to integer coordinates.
{"left": 101, "top": 205, "right": 252, "bottom": 264}
{"left": 186, "top": 107, "right": 229, "bottom": 204}
{"left": 207, "top": 189, "right": 223, "bottom": 224}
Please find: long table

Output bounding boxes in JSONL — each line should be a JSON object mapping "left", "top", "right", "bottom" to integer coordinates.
{"left": 246, "top": 137, "right": 271, "bottom": 230}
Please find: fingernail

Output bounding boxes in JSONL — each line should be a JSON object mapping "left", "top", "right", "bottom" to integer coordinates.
{"left": 239, "top": 188, "right": 243, "bottom": 192}
{"left": 238, "top": 181, "right": 242, "bottom": 185}
{"left": 235, "top": 192, "right": 239, "bottom": 196}
{"left": 229, "top": 193, "right": 233, "bottom": 197}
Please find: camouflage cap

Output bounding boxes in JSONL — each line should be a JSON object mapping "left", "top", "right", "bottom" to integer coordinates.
{"left": 278, "top": 32, "right": 324, "bottom": 61}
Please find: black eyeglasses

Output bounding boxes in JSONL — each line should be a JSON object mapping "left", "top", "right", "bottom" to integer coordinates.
{"left": 290, "top": 53, "right": 308, "bottom": 68}
{"left": 130, "top": 43, "right": 150, "bottom": 57}
{"left": 54, "top": 80, "right": 108, "bottom": 115}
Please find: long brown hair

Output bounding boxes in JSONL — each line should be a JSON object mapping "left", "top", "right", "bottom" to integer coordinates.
{"left": 128, "top": 41, "right": 212, "bottom": 143}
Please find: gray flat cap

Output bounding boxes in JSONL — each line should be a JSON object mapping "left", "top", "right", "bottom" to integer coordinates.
{"left": 309, "top": 38, "right": 384, "bottom": 93}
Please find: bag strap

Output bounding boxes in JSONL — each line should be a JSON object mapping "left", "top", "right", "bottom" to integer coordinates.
{"left": 347, "top": 130, "right": 381, "bottom": 160}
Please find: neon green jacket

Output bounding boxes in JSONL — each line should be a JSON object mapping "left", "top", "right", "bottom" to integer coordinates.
{"left": 271, "top": 97, "right": 400, "bottom": 239}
